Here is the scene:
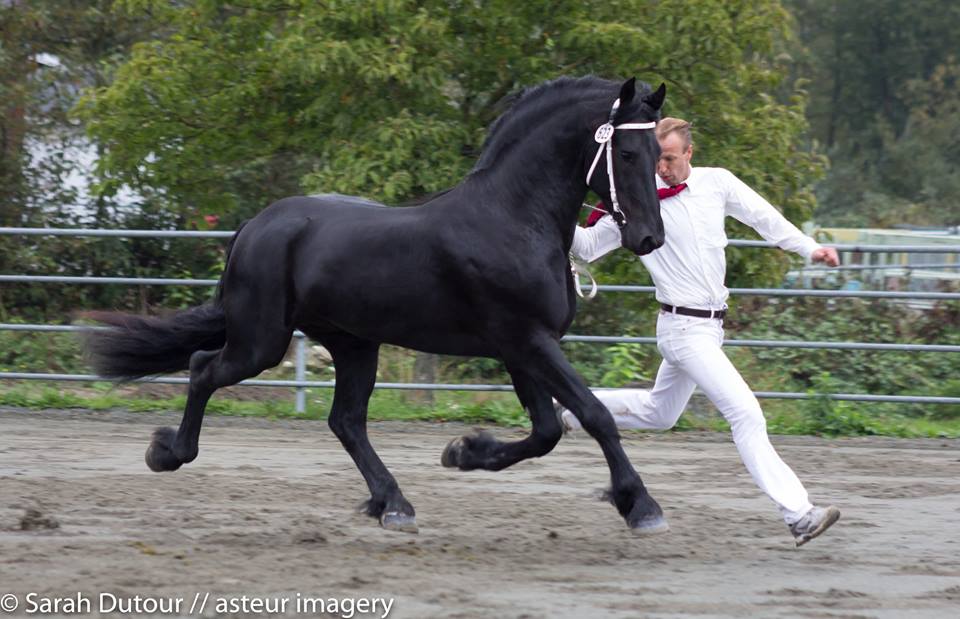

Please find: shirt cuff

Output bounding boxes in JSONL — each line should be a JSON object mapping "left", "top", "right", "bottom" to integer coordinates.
{"left": 798, "top": 237, "right": 821, "bottom": 260}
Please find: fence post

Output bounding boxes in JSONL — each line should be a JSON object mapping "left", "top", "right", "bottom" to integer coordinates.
{"left": 295, "top": 332, "right": 307, "bottom": 414}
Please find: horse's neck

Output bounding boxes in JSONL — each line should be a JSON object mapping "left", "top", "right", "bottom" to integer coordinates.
{"left": 467, "top": 139, "right": 587, "bottom": 243}
{"left": 454, "top": 175, "right": 581, "bottom": 251}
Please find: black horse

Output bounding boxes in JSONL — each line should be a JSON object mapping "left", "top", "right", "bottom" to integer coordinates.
{"left": 84, "top": 76, "right": 668, "bottom": 535}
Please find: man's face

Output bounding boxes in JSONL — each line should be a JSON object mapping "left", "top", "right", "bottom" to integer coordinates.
{"left": 656, "top": 131, "right": 693, "bottom": 186}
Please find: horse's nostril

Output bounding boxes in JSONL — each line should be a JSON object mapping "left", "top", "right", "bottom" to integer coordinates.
{"left": 637, "top": 237, "right": 661, "bottom": 256}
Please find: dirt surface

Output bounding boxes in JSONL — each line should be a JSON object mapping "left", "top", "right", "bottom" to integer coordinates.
{"left": 1, "top": 407, "right": 958, "bottom": 618}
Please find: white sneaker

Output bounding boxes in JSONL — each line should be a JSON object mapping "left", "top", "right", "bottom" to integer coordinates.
{"left": 789, "top": 505, "right": 840, "bottom": 546}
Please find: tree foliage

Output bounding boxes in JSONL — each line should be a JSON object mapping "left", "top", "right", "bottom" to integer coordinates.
{"left": 79, "top": 1, "right": 820, "bottom": 231}
{"left": 0, "top": 0, "right": 160, "bottom": 319}
{"left": 0, "top": 0, "right": 152, "bottom": 224}
{"left": 788, "top": 0, "right": 960, "bottom": 227}
{"left": 824, "top": 57, "right": 960, "bottom": 228}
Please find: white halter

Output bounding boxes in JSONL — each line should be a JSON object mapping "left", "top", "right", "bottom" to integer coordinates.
{"left": 585, "top": 98, "right": 657, "bottom": 227}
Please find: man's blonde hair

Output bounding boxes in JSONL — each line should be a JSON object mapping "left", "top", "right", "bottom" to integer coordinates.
{"left": 656, "top": 117, "right": 693, "bottom": 150}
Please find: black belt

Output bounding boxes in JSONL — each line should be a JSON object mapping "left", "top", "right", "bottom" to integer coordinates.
{"left": 660, "top": 303, "right": 726, "bottom": 319}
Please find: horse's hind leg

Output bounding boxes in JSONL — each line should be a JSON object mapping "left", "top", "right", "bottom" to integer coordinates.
{"left": 321, "top": 333, "right": 417, "bottom": 533}
{"left": 145, "top": 326, "right": 292, "bottom": 472}
{"left": 441, "top": 367, "right": 563, "bottom": 471}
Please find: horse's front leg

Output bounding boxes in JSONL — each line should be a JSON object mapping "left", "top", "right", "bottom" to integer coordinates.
{"left": 441, "top": 367, "right": 563, "bottom": 471}
{"left": 507, "top": 334, "right": 669, "bottom": 534}
{"left": 322, "top": 334, "right": 417, "bottom": 533}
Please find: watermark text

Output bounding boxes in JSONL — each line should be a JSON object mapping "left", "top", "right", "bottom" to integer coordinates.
{"left": 0, "top": 592, "right": 394, "bottom": 617}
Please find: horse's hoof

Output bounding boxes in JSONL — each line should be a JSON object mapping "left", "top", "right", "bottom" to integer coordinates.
{"left": 440, "top": 437, "right": 465, "bottom": 468}
{"left": 630, "top": 515, "right": 670, "bottom": 536}
{"left": 145, "top": 427, "right": 183, "bottom": 472}
{"left": 380, "top": 511, "right": 419, "bottom": 534}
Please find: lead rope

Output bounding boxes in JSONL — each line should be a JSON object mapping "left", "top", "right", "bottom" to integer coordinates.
{"left": 571, "top": 260, "right": 598, "bottom": 300}
{"left": 570, "top": 203, "right": 606, "bottom": 299}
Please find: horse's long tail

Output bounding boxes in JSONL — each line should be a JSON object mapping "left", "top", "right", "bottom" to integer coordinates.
{"left": 82, "top": 304, "right": 226, "bottom": 380}
{"left": 81, "top": 220, "right": 249, "bottom": 381}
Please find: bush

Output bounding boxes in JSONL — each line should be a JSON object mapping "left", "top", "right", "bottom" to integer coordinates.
{"left": 799, "top": 373, "right": 886, "bottom": 436}
{"left": 0, "top": 322, "right": 86, "bottom": 374}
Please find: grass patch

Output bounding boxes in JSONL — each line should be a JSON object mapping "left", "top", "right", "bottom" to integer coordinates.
{"left": 764, "top": 403, "right": 960, "bottom": 438}
{"left": 0, "top": 383, "right": 957, "bottom": 438}
{"left": 0, "top": 383, "right": 531, "bottom": 426}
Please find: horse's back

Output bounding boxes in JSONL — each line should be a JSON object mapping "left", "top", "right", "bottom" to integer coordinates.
{"left": 235, "top": 193, "right": 431, "bottom": 250}
{"left": 306, "top": 193, "right": 387, "bottom": 209}
{"left": 227, "top": 192, "right": 447, "bottom": 299}
{"left": 253, "top": 193, "right": 390, "bottom": 224}
{"left": 221, "top": 190, "right": 574, "bottom": 355}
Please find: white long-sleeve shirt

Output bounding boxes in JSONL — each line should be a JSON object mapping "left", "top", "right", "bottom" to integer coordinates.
{"left": 571, "top": 167, "right": 820, "bottom": 309}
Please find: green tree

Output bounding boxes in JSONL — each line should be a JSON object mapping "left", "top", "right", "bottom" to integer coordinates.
{"left": 1, "top": 0, "right": 46, "bottom": 227}
{"left": 0, "top": 0, "right": 162, "bottom": 319}
{"left": 787, "top": 0, "right": 960, "bottom": 227}
{"left": 866, "top": 58, "right": 960, "bottom": 227}
{"left": 0, "top": 0, "right": 152, "bottom": 225}
{"left": 80, "top": 1, "right": 820, "bottom": 226}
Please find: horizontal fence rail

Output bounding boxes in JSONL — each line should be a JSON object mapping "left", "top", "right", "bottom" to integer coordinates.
{"left": 729, "top": 238, "right": 960, "bottom": 253}
{"left": 3, "top": 275, "right": 959, "bottom": 300}
{"left": 2, "top": 227, "right": 958, "bottom": 411}
{"left": 4, "top": 227, "right": 959, "bottom": 253}
{"left": 1, "top": 373, "right": 958, "bottom": 405}
{"left": 0, "top": 227, "right": 235, "bottom": 239}
{"left": 562, "top": 334, "right": 960, "bottom": 353}
{"left": 588, "top": 285, "right": 960, "bottom": 300}
{"left": 0, "top": 275, "right": 219, "bottom": 286}
{"left": 4, "top": 324, "right": 959, "bottom": 353}
{"left": 799, "top": 263, "right": 960, "bottom": 272}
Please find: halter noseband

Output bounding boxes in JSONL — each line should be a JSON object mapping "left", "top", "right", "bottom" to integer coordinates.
{"left": 585, "top": 98, "right": 656, "bottom": 227}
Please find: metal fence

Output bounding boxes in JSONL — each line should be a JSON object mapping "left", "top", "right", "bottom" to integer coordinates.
{"left": 2, "top": 227, "right": 959, "bottom": 412}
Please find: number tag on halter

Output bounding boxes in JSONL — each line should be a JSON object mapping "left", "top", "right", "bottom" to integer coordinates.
{"left": 594, "top": 123, "right": 615, "bottom": 143}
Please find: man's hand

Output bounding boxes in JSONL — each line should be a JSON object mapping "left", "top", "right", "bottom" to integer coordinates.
{"left": 811, "top": 247, "right": 840, "bottom": 267}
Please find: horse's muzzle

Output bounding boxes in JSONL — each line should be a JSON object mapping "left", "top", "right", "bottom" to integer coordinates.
{"left": 635, "top": 235, "right": 664, "bottom": 256}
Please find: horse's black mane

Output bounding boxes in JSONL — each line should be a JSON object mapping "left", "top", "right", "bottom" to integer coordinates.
{"left": 472, "top": 75, "right": 653, "bottom": 174}
{"left": 400, "top": 76, "right": 653, "bottom": 205}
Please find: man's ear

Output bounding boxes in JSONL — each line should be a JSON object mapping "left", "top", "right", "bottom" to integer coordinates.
{"left": 643, "top": 82, "right": 667, "bottom": 111}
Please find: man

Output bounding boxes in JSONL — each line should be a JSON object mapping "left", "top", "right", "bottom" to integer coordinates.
{"left": 562, "top": 117, "right": 841, "bottom": 546}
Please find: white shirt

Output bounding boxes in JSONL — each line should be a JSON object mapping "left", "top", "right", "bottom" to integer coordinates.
{"left": 571, "top": 167, "right": 821, "bottom": 309}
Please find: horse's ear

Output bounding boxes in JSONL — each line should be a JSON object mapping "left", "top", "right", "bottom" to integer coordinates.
{"left": 643, "top": 83, "right": 667, "bottom": 111}
{"left": 618, "top": 77, "right": 637, "bottom": 104}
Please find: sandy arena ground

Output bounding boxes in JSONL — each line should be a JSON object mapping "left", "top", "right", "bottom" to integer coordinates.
{"left": 1, "top": 406, "right": 958, "bottom": 618}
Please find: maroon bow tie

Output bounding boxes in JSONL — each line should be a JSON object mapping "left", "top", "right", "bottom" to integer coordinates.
{"left": 584, "top": 204, "right": 608, "bottom": 227}
{"left": 658, "top": 183, "right": 688, "bottom": 200}
{"left": 584, "top": 183, "right": 689, "bottom": 227}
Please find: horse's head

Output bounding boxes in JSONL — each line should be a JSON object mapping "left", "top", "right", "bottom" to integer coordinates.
{"left": 586, "top": 78, "right": 666, "bottom": 256}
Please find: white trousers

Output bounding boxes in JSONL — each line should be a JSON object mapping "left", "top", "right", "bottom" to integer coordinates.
{"left": 565, "top": 311, "right": 813, "bottom": 523}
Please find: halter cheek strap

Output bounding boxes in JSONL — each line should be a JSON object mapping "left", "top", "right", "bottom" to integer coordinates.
{"left": 585, "top": 98, "right": 657, "bottom": 227}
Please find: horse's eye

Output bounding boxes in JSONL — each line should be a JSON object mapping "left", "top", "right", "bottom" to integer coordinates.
{"left": 620, "top": 150, "right": 635, "bottom": 162}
